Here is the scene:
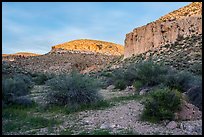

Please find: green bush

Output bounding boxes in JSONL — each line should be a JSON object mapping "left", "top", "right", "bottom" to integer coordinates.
{"left": 100, "top": 71, "right": 113, "bottom": 77}
{"left": 164, "top": 70, "right": 199, "bottom": 92}
{"left": 191, "top": 63, "right": 202, "bottom": 76}
{"left": 112, "top": 68, "right": 126, "bottom": 81}
{"left": 133, "top": 81, "right": 144, "bottom": 90}
{"left": 135, "top": 61, "right": 168, "bottom": 86}
{"left": 2, "top": 74, "right": 33, "bottom": 106}
{"left": 32, "top": 73, "right": 53, "bottom": 85}
{"left": 114, "top": 79, "right": 127, "bottom": 90}
{"left": 124, "top": 64, "right": 138, "bottom": 85}
{"left": 141, "top": 87, "right": 182, "bottom": 122}
{"left": 45, "top": 71, "right": 102, "bottom": 109}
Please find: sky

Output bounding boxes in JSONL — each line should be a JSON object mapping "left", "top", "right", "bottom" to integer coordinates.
{"left": 2, "top": 2, "right": 191, "bottom": 54}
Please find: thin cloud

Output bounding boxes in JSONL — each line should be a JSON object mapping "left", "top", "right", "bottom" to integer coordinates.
{"left": 2, "top": 2, "right": 190, "bottom": 54}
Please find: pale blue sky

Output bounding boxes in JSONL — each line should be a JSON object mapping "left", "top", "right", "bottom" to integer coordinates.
{"left": 2, "top": 2, "right": 191, "bottom": 54}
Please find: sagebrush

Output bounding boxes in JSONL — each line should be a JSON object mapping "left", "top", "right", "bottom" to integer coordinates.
{"left": 45, "top": 71, "right": 102, "bottom": 109}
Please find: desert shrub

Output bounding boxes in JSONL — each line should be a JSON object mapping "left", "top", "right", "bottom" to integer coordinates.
{"left": 141, "top": 87, "right": 182, "bottom": 122}
{"left": 133, "top": 80, "right": 144, "bottom": 90}
{"left": 32, "top": 73, "right": 54, "bottom": 85}
{"left": 100, "top": 71, "right": 113, "bottom": 77}
{"left": 13, "top": 74, "right": 34, "bottom": 90}
{"left": 112, "top": 68, "right": 128, "bottom": 89}
{"left": 190, "top": 63, "right": 202, "bottom": 76}
{"left": 114, "top": 79, "right": 127, "bottom": 90}
{"left": 123, "top": 64, "right": 138, "bottom": 85}
{"left": 134, "top": 60, "right": 168, "bottom": 86}
{"left": 164, "top": 70, "right": 199, "bottom": 92}
{"left": 99, "top": 77, "right": 114, "bottom": 89}
{"left": 112, "top": 68, "right": 126, "bottom": 80}
{"left": 2, "top": 74, "right": 33, "bottom": 106}
{"left": 45, "top": 72, "right": 102, "bottom": 109}
{"left": 111, "top": 60, "right": 168, "bottom": 88}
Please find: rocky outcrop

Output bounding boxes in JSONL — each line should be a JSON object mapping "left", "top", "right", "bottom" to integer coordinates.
{"left": 2, "top": 52, "right": 41, "bottom": 62}
{"left": 124, "top": 2, "right": 202, "bottom": 58}
{"left": 51, "top": 39, "right": 124, "bottom": 56}
{"left": 158, "top": 2, "right": 202, "bottom": 22}
{"left": 3, "top": 40, "right": 123, "bottom": 75}
{"left": 175, "top": 100, "right": 202, "bottom": 121}
{"left": 106, "top": 34, "right": 202, "bottom": 75}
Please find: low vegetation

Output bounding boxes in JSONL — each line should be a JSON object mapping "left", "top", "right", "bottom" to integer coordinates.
{"left": 2, "top": 59, "right": 202, "bottom": 134}
{"left": 114, "top": 79, "right": 127, "bottom": 90}
{"left": 2, "top": 104, "right": 61, "bottom": 134}
{"left": 109, "top": 60, "right": 202, "bottom": 111}
{"left": 32, "top": 72, "right": 54, "bottom": 85}
{"left": 141, "top": 87, "right": 182, "bottom": 123}
{"left": 45, "top": 71, "right": 102, "bottom": 109}
{"left": 2, "top": 74, "right": 34, "bottom": 107}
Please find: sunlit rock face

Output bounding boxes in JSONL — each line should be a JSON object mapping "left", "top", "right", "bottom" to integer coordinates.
{"left": 51, "top": 39, "right": 124, "bottom": 56}
{"left": 124, "top": 2, "right": 202, "bottom": 58}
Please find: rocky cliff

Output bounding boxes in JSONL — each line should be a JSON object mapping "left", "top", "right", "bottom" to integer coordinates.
{"left": 124, "top": 2, "right": 202, "bottom": 58}
{"left": 51, "top": 39, "right": 124, "bottom": 56}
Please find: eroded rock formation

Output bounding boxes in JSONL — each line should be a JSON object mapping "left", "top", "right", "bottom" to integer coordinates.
{"left": 51, "top": 39, "right": 124, "bottom": 56}
{"left": 2, "top": 52, "right": 41, "bottom": 62}
{"left": 124, "top": 2, "right": 202, "bottom": 58}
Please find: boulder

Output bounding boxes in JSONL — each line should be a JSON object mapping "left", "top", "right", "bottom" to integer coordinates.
{"left": 107, "top": 85, "right": 115, "bottom": 91}
{"left": 174, "top": 100, "right": 202, "bottom": 121}
{"left": 166, "top": 121, "right": 177, "bottom": 129}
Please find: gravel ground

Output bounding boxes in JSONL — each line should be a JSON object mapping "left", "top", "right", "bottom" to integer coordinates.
{"left": 75, "top": 100, "right": 202, "bottom": 135}
{"left": 5, "top": 85, "right": 202, "bottom": 135}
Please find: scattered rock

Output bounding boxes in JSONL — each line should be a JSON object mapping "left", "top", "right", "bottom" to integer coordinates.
{"left": 107, "top": 85, "right": 115, "bottom": 91}
{"left": 139, "top": 87, "right": 151, "bottom": 95}
{"left": 100, "top": 123, "right": 110, "bottom": 129}
{"left": 124, "top": 86, "right": 136, "bottom": 93}
{"left": 174, "top": 100, "right": 202, "bottom": 121}
{"left": 166, "top": 121, "right": 177, "bottom": 129}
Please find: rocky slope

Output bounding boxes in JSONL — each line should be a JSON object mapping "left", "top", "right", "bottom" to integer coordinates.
{"left": 3, "top": 39, "right": 124, "bottom": 75}
{"left": 158, "top": 2, "right": 202, "bottom": 22}
{"left": 51, "top": 39, "right": 124, "bottom": 56}
{"left": 104, "top": 34, "right": 202, "bottom": 76}
{"left": 124, "top": 2, "right": 202, "bottom": 58}
{"left": 5, "top": 50, "right": 120, "bottom": 75}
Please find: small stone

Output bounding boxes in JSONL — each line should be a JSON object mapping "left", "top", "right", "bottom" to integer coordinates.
{"left": 110, "top": 124, "right": 116, "bottom": 128}
{"left": 179, "top": 123, "right": 184, "bottom": 130}
{"left": 166, "top": 121, "right": 177, "bottom": 130}
{"left": 185, "top": 125, "right": 194, "bottom": 133}
{"left": 124, "top": 86, "right": 135, "bottom": 93}
{"left": 84, "top": 120, "right": 91, "bottom": 125}
{"left": 107, "top": 85, "right": 115, "bottom": 91}
{"left": 100, "top": 123, "right": 110, "bottom": 129}
{"left": 194, "top": 126, "right": 202, "bottom": 134}
{"left": 139, "top": 87, "right": 151, "bottom": 95}
{"left": 163, "top": 120, "right": 170, "bottom": 126}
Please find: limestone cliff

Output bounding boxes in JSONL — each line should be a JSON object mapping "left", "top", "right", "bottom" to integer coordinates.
{"left": 124, "top": 2, "right": 202, "bottom": 58}
{"left": 51, "top": 39, "right": 124, "bottom": 56}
